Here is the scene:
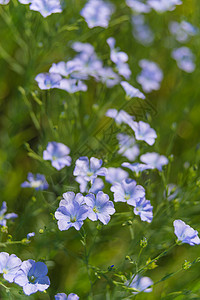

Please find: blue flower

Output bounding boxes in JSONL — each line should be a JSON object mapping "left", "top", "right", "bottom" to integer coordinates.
{"left": 18, "top": 0, "right": 31, "bottom": 3}
{"left": 37, "top": 64, "right": 88, "bottom": 94}
{"left": 27, "top": 232, "right": 35, "bottom": 239}
{"left": 126, "top": 0, "right": 151, "bottom": 13}
{"left": 55, "top": 196, "right": 88, "bottom": 231}
{"left": 49, "top": 48, "right": 103, "bottom": 89}
{"left": 76, "top": 176, "right": 104, "bottom": 194}
{"left": 172, "top": 47, "right": 195, "bottom": 73}
{"left": 0, "top": 0, "right": 9, "bottom": 3}
{"left": 0, "top": 202, "right": 18, "bottom": 227}
{"left": 73, "top": 157, "right": 107, "bottom": 183}
{"left": 80, "top": 0, "right": 114, "bottom": 28}
{"left": 59, "top": 192, "right": 85, "bottom": 207}
{"left": 126, "top": 274, "right": 153, "bottom": 294}
{"left": 137, "top": 59, "right": 163, "bottom": 93}
{"left": 75, "top": 177, "right": 90, "bottom": 193}
{"left": 164, "top": 184, "right": 179, "bottom": 201}
{"left": 132, "top": 15, "right": 154, "bottom": 46}
{"left": 133, "top": 197, "right": 153, "bottom": 223}
{"left": 84, "top": 191, "right": 115, "bottom": 224}
{"left": 121, "top": 81, "right": 145, "bottom": 99}
{"left": 59, "top": 79, "right": 87, "bottom": 93}
{"left": 55, "top": 293, "right": 79, "bottom": 300}
{"left": 30, "top": 0, "right": 62, "bottom": 18}
{"left": 50, "top": 60, "right": 92, "bottom": 82}
{"left": 21, "top": 173, "right": 49, "bottom": 190}
{"left": 147, "top": 0, "right": 182, "bottom": 12}
{"left": 173, "top": 220, "right": 200, "bottom": 246}
{"left": 98, "top": 67, "right": 120, "bottom": 87}
{"left": 140, "top": 152, "right": 168, "bottom": 171}
{"left": 49, "top": 61, "right": 82, "bottom": 77}
{"left": 43, "top": 142, "right": 71, "bottom": 170}
{"left": 72, "top": 42, "right": 95, "bottom": 55}
{"left": 35, "top": 73, "right": 62, "bottom": 90}
{"left": 130, "top": 121, "right": 157, "bottom": 145}
{"left": 106, "top": 108, "right": 134, "bottom": 126}
{"left": 105, "top": 167, "right": 128, "bottom": 184}
{"left": 111, "top": 178, "right": 145, "bottom": 205}
{"left": 107, "top": 37, "right": 128, "bottom": 65}
{"left": 122, "top": 162, "right": 152, "bottom": 175}
{"left": 169, "top": 21, "right": 198, "bottom": 43}
{"left": 72, "top": 42, "right": 104, "bottom": 80}
{"left": 0, "top": 252, "right": 22, "bottom": 283}
{"left": 14, "top": 260, "right": 50, "bottom": 295}
{"left": 89, "top": 178, "right": 104, "bottom": 194}
{"left": 117, "top": 133, "right": 140, "bottom": 161}
{"left": 107, "top": 37, "right": 131, "bottom": 79}
{"left": 117, "top": 63, "right": 132, "bottom": 80}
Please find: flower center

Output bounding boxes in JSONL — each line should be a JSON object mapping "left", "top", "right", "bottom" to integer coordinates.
{"left": 87, "top": 171, "right": 93, "bottom": 177}
{"left": 70, "top": 216, "right": 77, "bottom": 223}
{"left": 28, "top": 275, "right": 36, "bottom": 283}
{"left": 45, "top": 79, "right": 52, "bottom": 87}
{"left": 136, "top": 206, "right": 142, "bottom": 212}
{"left": 30, "top": 180, "right": 42, "bottom": 188}
{"left": 2, "top": 268, "right": 8, "bottom": 274}
{"left": 93, "top": 206, "right": 99, "bottom": 213}
{"left": 125, "top": 194, "right": 130, "bottom": 200}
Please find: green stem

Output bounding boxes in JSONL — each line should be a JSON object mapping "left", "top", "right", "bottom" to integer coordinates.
{"left": 0, "top": 281, "right": 10, "bottom": 291}
{"left": 160, "top": 171, "right": 167, "bottom": 190}
{"left": 160, "top": 171, "right": 170, "bottom": 214}
{"left": 135, "top": 248, "right": 143, "bottom": 273}
{"left": 0, "top": 241, "right": 23, "bottom": 247}
{"left": 79, "top": 229, "right": 94, "bottom": 299}
{"left": 153, "top": 268, "right": 182, "bottom": 287}
{"left": 136, "top": 243, "right": 176, "bottom": 275}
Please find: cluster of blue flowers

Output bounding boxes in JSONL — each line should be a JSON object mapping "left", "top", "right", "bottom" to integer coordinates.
{"left": 169, "top": 20, "right": 197, "bottom": 72}
{"left": 169, "top": 20, "right": 198, "bottom": 43}
{"left": 21, "top": 141, "right": 72, "bottom": 190}
{"left": 111, "top": 179, "right": 153, "bottom": 223}
{"left": 124, "top": 219, "right": 200, "bottom": 294}
{"left": 105, "top": 108, "right": 168, "bottom": 174}
{"left": 0, "top": 251, "right": 79, "bottom": 297}
{"left": 2, "top": 196, "right": 199, "bottom": 295}
{"left": 126, "top": 0, "right": 182, "bottom": 13}
{"left": 55, "top": 293, "right": 79, "bottom": 300}
{"left": 0, "top": 253, "right": 50, "bottom": 295}
{"left": 20, "top": 142, "right": 166, "bottom": 230}
{"left": 1, "top": 0, "right": 199, "bottom": 297}
{"left": 125, "top": 0, "right": 197, "bottom": 74}
{"left": 35, "top": 40, "right": 147, "bottom": 98}
{"left": 55, "top": 191, "right": 115, "bottom": 230}
{"left": 0, "top": 0, "right": 62, "bottom": 17}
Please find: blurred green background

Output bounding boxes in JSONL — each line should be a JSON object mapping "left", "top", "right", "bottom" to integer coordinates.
{"left": 0, "top": 0, "right": 200, "bottom": 299}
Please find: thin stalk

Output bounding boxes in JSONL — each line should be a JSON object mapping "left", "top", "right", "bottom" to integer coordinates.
{"left": 0, "top": 281, "right": 10, "bottom": 291}
{"left": 136, "top": 243, "right": 176, "bottom": 275}
{"left": 0, "top": 241, "right": 23, "bottom": 247}
{"left": 79, "top": 229, "right": 94, "bottom": 299}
